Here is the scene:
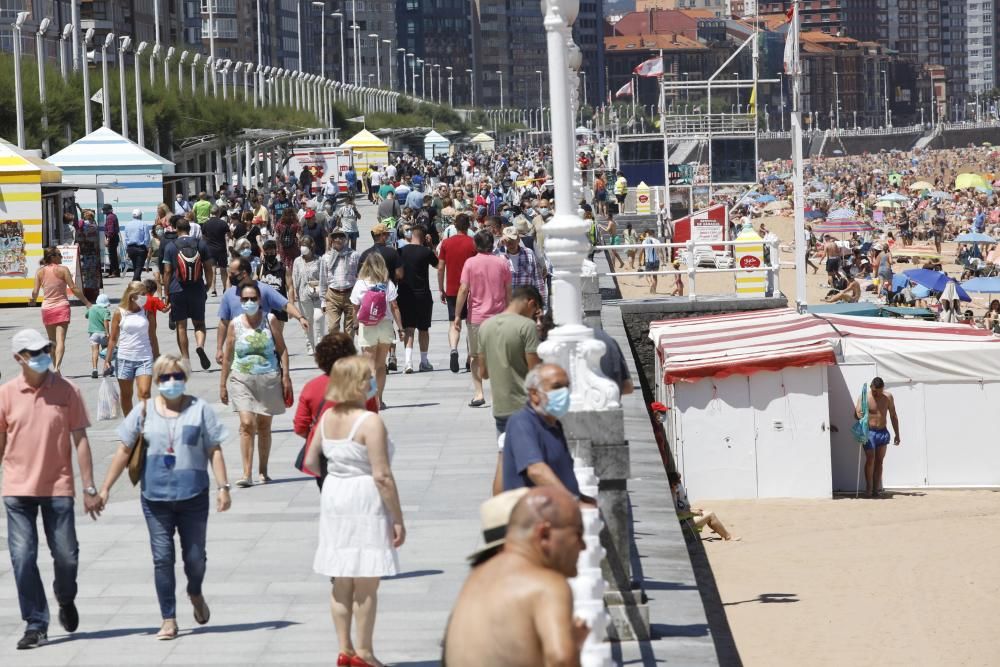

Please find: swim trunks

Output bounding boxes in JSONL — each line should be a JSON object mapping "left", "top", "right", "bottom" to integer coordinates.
{"left": 826, "top": 257, "right": 840, "bottom": 273}
{"left": 864, "top": 427, "right": 891, "bottom": 450}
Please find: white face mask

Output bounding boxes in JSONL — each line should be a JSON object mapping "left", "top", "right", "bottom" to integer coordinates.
{"left": 299, "top": 245, "right": 311, "bottom": 255}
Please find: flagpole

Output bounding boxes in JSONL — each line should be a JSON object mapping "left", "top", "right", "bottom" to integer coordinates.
{"left": 790, "top": 0, "right": 807, "bottom": 309}
{"left": 659, "top": 49, "right": 670, "bottom": 226}
{"left": 631, "top": 75, "right": 637, "bottom": 119}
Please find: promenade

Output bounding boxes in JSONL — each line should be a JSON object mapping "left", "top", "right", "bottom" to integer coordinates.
{"left": 0, "top": 202, "right": 719, "bottom": 665}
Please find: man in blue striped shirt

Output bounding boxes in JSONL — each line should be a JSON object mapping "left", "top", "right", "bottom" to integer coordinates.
{"left": 122, "top": 209, "right": 151, "bottom": 282}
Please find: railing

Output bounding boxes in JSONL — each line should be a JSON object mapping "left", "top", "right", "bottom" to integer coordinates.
{"left": 592, "top": 237, "right": 786, "bottom": 301}
{"left": 759, "top": 118, "right": 1000, "bottom": 141}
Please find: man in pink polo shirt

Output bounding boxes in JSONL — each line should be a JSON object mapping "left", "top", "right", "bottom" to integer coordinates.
{"left": 452, "top": 230, "right": 512, "bottom": 407}
{"left": 0, "top": 329, "right": 102, "bottom": 650}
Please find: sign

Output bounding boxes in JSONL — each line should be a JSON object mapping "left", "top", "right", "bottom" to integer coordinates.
{"left": 57, "top": 244, "right": 81, "bottom": 302}
{"left": 636, "top": 181, "right": 651, "bottom": 214}
{"left": 733, "top": 224, "right": 766, "bottom": 298}
{"left": 672, "top": 204, "right": 727, "bottom": 251}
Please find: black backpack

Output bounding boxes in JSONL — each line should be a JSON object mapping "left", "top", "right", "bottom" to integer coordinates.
{"left": 174, "top": 238, "right": 203, "bottom": 286}
{"left": 281, "top": 223, "right": 297, "bottom": 249}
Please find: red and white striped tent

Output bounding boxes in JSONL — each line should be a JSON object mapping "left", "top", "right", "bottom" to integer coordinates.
{"left": 650, "top": 308, "right": 1000, "bottom": 385}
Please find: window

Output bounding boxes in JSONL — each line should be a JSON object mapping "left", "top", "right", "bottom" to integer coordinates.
{"left": 200, "top": 0, "right": 236, "bottom": 13}
{"left": 201, "top": 17, "right": 237, "bottom": 39}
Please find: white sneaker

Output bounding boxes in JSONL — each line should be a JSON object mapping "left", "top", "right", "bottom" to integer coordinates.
{"left": 404, "top": 364, "right": 414, "bottom": 374}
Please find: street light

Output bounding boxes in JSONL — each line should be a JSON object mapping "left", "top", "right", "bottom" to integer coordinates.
{"left": 12, "top": 11, "right": 29, "bottom": 148}
{"left": 82, "top": 27, "right": 95, "bottom": 134}
{"left": 833, "top": 70, "right": 840, "bottom": 130}
{"left": 58, "top": 23, "right": 72, "bottom": 82}
{"left": 191, "top": 53, "right": 200, "bottom": 97}
{"left": 446, "top": 65, "right": 453, "bottom": 107}
{"left": 118, "top": 36, "right": 132, "bottom": 139}
{"left": 203, "top": 55, "right": 213, "bottom": 97}
{"left": 369, "top": 34, "right": 381, "bottom": 87}
{"left": 536, "top": 69, "right": 543, "bottom": 133}
{"left": 134, "top": 41, "right": 147, "bottom": 147}
{"left": 383, "top": 39, "right": 392, "bottom": 88}
{"left": 313, "top": 3, "right": 326, "bottom": 78}
{"left": 435, "top": 63, "right": 441, "bottom": 103}
{"left": 466, "top": 67, "right": 474, "bottom": 107}
{"left": 407, "top": 53, "right": 416, "bottom": 99}
{"left": 164, "top": 46, "right": 175, "bottom": 89}
{"left": 36, "top": 17, "right": 51, "bottom": 154}
{"left": 350, "top": 22, "right": 360, "bottom": 85}
{"left": 331, "top": 13, "right": 345, "bottom": 84}
{"left": 417, "top": 59, "right": 424, "bottom": 98}
{"left": 496, "top": 69, "right": 504, "bottom": 109}
{"left": 397, "top": 48, "right": 407, "bottom": 96}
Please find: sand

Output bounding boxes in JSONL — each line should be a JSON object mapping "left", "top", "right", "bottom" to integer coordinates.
{"left": 698, "top": 490, "right": 1000, "bottom": 666}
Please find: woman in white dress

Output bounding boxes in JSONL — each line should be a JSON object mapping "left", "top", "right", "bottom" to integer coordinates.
{"left": 304, "top": 355, "right": 405, "bottom": 667}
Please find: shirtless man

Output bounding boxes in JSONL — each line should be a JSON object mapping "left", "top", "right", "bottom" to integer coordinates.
{"left": 823, "top": 235, "right": 841, "bottom": 285}
{"left": 824, "top": 271, "right": 860, "bottom": 303}
{"left": 443, "top": 487, "right": 589, "bottom": 667}
{"left": 854, "top": 376, "right": 901, "bottom": 497}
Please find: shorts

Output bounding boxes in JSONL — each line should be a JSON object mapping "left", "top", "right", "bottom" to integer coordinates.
{"left": 116, "top": 357, "right": 153, "bottom": 381}
{"left": 346, "top": 231, "right": 360, "bottom": 242}
{"left": 826, "top": 257, "right": 840, "bottom": 273}
{"left": 468, "top": 323, "right": 482, "bottom": 355}
{"left": 399, "top": 296, "right": 433, "bottom": 330}
{"left": 446, "top": 295, "right": 468, "bottom": 321}
{"left": 227, "top": 370, "right": 286, "bottom": 416}
{"left": 211, "top": 250, "right": 228, "bottom": 267}
{"left": 864, "top": 427, "right": 891, "bottom": 451}
{"left": 169, "top": 290, "right": 207, "bottom": 323}
{"left": 358, "top": 318, "right": 395, "bottom": 347}
{"left": 273, "top": 308, "right": 289, "bottom": 322}
{"left": 495, "top": 415, "right": 510, "bottom": 436}
{"left": 41, "top": 304, "right": 71, "bottom": 327}
{"left": 89, "top": 332, "right": 108, "bottom": 346}
{"left": 645, "top": 260, "right": 660, "bottom": 272}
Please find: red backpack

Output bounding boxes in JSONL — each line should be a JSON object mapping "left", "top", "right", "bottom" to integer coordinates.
{"left": 357, "top": 283, "right": 387, "bottom": 325}
{"left": 175, "top": 238, "right": 203, "bottom": 286}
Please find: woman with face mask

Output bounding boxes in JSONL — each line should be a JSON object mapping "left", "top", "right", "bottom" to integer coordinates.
{"left": 219, "top": 281, "right": 292, "bottom": 487}
{"left": 257, "top": 240, "right": 291, "bottom": 333}
{"left": 104, "top": 281, "right": 159, "bottom": 416}
{"left": 97, "top": 353, "right": 232, "bottom": 640}
{"left": 291, "top": 236, "right": 325, "bottom": 353}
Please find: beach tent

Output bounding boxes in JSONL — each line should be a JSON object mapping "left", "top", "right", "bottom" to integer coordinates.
{"left": 340, "top": 129, "right": 389, "bottom": 173}
{"left": 469, "top": 132, "right": 496, "bottom": 153}
{"left": 423, "top": 130, "right": 450, "bottom": 160}
{"left": 649, "top": 308, "right": 1000, "bottom": 499}
{"left": 47, "top": 126, "right": 174, "bottom": 227}
{"left": 0, "top": 138, "right": 63, "bottom": 303}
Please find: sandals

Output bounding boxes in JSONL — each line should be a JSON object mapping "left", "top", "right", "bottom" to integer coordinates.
{"left": 468, "top": 398, "right": 486, "bottom": 408}
{"left": 258, "top": 475, "right": 273, "bottom": 484}
{"left": 190, "top": 594, "right": 210, "bottom": 625}
{"left": 235, "top": 478, "right": 252, "bottom": 488}
{"left": 156, "top": 621, "right": 178, "bottom": 640}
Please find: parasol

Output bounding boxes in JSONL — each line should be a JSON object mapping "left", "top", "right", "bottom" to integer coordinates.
{"left": 955, "top": 173, "right": 988, "bottom": 190}
{"left": 908, "top": 181, "right": 934, "bottom": 191}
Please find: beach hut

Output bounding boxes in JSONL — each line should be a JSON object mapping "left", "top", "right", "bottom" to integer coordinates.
{"left": 340, "top": 129, "right": 389, "bottom": 173}
{"left": 423, "top": 130, "right": 450, "bottom": 160}
{"left": 47, "top": 126, "right": 174, "bottom": 225}
{"left": 649, "top": 308, "right": 1000, "bottom": 499}
{"left": 0, "top": 138, "right": 63, "bottom": 303}
{"left": 469, "top": 132, "right": 496, "bottom": 153}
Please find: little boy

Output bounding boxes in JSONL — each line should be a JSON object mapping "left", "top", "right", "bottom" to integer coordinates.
{"left": 142, "top": 278, "right": 170, "bottom": 325}
{"left": 87, "top": 293, "right": 111, "bottom": 378}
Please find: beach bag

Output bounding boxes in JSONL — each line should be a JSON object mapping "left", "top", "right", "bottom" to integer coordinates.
{"left": 97, "top": 378, "right": 120, "bottom": 421}
{"left": 174, "top": 238, "right": 203, "bottom": 286}
{"left": 851, "top": 383, "right": 870, "bottom": 445}
{"left": 357, "top": 283, "right": 388, "bottom": 326}
{"left": 127, "top": 401, "right": 148, "bottom": 486}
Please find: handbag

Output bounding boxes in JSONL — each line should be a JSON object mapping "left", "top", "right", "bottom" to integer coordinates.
{"left": 851, "top": 383, "right": 870, "bottom": 445}
{"left": 127, "top": 400, "right": 148, "bottom": 486}
{"left": 294, "top": 399, "right": 328, "bottom": 484}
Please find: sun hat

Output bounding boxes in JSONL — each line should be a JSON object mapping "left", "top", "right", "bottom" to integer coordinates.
{"left": 467, "top": 488, "right": 530, "bottom": 563}
{"left": 11, "top": 329, "right": 52, "bottom": 356}
{"left": 96, "top": 294, "right": 111, "bottom": 307}
{"left": 371, "top": 223, "right": 389, "bottom": 236}
{"left": 501, "top": 226, "right": 519, "bottom": 241}
{"left": 514, "top": 217, "right": 532, "bottom": 235}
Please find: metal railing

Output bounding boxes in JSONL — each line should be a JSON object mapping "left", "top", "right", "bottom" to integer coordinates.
{"left": 593, "top": 237, "right": 784, "bottom": 301}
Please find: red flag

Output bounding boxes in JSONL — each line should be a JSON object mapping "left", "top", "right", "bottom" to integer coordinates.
{"left": 614, "top": 80, "right": 633, "bottom": 99}
{"left": 785, "top": 6, "right": 794, "bottom": 21}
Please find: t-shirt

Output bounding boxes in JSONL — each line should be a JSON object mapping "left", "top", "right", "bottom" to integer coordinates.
{"left": 302, "top": 223, "right": 326, "bottom": 254}
{"left": 399, "top": 244, "right": 439, "bottom": 300}
{"left": 358, "top": 244, "right": 402, "bottom": 283}
{"left": 0, "top": 372, "right": 90, "bottom": 497}
{"left": 478, "top": 312, "right": 539, "bottom": 417}
{"left": 643, "top": 237, "right": 659, "bottom": 265}
{"left": 437, "top": 234, "right": 477, "bottom": 297}
{"left": 192, "top": 199, "right": 212, "bottom": 223}
{"left": 86, "top": 305, "right": 110, "bottom": 335}
{"left": 218, "top": 281, "right": 288, "bottom": 321}
{"left": 502, "top": 405, "right": 581, "bottom": 496}
{"left": 350, "top": 278, "right": 398, "bottom": 305}
{"left": 293, "top": 374, "right": 379, "bottom": 440}
{"left": 202, "top": 216, "right": 229, "bottom": 256}
{"left": 460, "top": 253, "right": 511, "bottom": 325}
{"left": 259, "top": 257, "right": 288, "bottom": 298}
{"left": 162, "top": 235, "right": 212, "bottom": 294}
{"left": 592, "top": 326, "right": 631, "bottom": 390}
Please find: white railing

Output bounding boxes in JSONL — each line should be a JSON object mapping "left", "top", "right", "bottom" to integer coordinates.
{"left": 593, "top": 237, "right": 786, "bottom": 301}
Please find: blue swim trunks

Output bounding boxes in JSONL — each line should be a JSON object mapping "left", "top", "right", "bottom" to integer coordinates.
{"left": 865, "top": 428, "right": 891, "bottom": 450}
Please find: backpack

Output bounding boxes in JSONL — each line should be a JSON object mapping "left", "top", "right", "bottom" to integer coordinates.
{"left": 174, "top": 238, "right": 203, "bottom": 286}
{"left": 357, "top": 283, "right": 388, "bottom": 326}
{"left": 280, "top": 223, "right": 297, "bottom": 249}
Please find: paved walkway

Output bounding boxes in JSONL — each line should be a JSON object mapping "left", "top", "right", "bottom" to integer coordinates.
{"left": 0, "top": 202, "right": 717, "bottom": 665}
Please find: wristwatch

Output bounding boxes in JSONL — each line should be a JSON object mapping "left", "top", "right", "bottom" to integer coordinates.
{"left": 218, "top": 483, "right": 232, "bottom": 492}
{"left": 84, "top": 486, "right": 98, "bottom": 497}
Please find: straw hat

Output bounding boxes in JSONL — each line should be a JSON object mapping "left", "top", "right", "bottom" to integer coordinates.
{"left": 467, "top": 488, "right": 529, "bottom": 563}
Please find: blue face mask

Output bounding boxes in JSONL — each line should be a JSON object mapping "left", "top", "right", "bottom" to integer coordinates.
{"left": 25, "top": 353, "right": 51, "bottom": 373}
{"left": 159, "top": 380, "right": 186, "bottom": 399}
{"left": 542, "top": 387, "right": 571, "bottom": 418}
{"left": 242, "top": 300, "right": 260, "bottom": 316}
{"left": 240, "top": 248, "right": 252, "bottom": 257}
{"left": 366, "top": 377, "right": 378, "bottom": 400}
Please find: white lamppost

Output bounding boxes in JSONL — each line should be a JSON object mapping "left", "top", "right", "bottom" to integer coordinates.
{"left": 417, "top": 58, "right": 424, "bottom": 98}
{"left": 71, "top": 0, "right": 80, "bottom": 71}
{"left": 149, "top": 43, "right": 159, "bottom": 85}
{"left": 331, "top": 13, "right": 345, "bottom": 84}
{"left": 233, "top": 62, "right": 243, "bottom": 100}
{"left": 134, "top": 41, "right": 147, "bottom": 148}
{"left": 495, "top": 69, "right": 504, "bottom": 109}
{"left": 408, "top": 53, "right": 416, "bottom": 98}
{"left": 466, "top": 67, "right": 474, "bottom": 107}
{"left": 383, "top": 39, "right": 392, "bottom": 88}
{"left": 119, "top": 36, "right": 132, "bottom": 140}
{"left": 314, "top": 2, "right": 326, "bottom": 78}
{"left": 446, "top": 65, "right": 453, "bottom": 107}
{"left": 538, "top": 0, "right": 619, "bottom": 415}
{"left": 203, "top": 56, "right": 213, "bottom": 97}
{"left": 59, "top": 23, "right": 72, "bottom": 81}
{"left": 100, "top": 32, "right": 115, "bottom": 129}
{"left": 536, "top": 68, "right": 544, "bottom": 133}
{"left": 178, "top": 50, "right": 188, "bottom": 93}
{"left": 435, "top": 63, "right": 441, "bottom": 103}
{"left": 296, "top": 0, "right": 303, "bottom": 72}
{"left": 369, "top": 34, "right": 381, "bottom": 87}
{"left": 35, "top": 18, "right": 51, "bottom": 154}
{"left": 12, "top": 12, "right": 29, "bottom": 148}
{"left": 164, "top": 46, "right": 174, "bottom": 89}
{"left": 220, "top": 59, "right": 231, "bottom": 100}
{"left": 351, "top": 22, "right": 360, "bottom": 85}
{"left": 191, "top": 53, "right": 200, "bottom": 97}
{"left": 206, "top": 0, "right": 216, "bottom": 62}
{"left": 82, "top": 27, "right": 94, "bottom": 134}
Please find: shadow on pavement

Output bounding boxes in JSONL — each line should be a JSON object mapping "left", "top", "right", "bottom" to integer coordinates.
{"left": 383, "top": 569, "right": 444, "bottom": 580}
{"left": 46, "top": 626, "right": 154, "bottom": 644}
{"left": 187, "top": 619, "right": 300, "bottom": 635}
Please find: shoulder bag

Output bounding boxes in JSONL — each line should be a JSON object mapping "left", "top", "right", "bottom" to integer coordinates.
{"left": 127, "top": 400, "right": 149, "bottom": 486}
{"left": 851, "top": 383, "right": 870, "bottom": 446}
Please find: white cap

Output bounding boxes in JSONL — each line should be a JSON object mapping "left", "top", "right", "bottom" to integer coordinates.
{"left": 11, "top": 329, "right": 51, "bottom": 355}
{"left": 132, "top": 208, "right": 142, "bottom": 218}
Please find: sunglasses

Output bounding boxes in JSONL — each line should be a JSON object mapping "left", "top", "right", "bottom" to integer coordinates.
{"left": 158, "top": 372, "right": 186, "bottom": 383}
{"left": 241, "top": 296, "right": 260, "bottom": 302}
{"left": 21, "top": 346, "right": 51, "bottom": 357}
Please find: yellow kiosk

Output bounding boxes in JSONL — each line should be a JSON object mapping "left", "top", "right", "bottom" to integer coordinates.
{"left": 340, "top": 129, "right": 389, "bottom": 174}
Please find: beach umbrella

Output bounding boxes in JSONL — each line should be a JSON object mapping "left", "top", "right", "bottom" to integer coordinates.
{"left": 976, "top": 185, "right": 994, "bottom": 195}
{"left": 875, "top": 200, "right": 900, "bottom": 209}
{"left": 754, "top": 194, "right": 776, "bottom": 203}
{"left": 806, "top": 191, "right": 830, "bottom": 200}
{"left": 955, "top": 232, "right": 996, "bottom": 244}
{"left": 888, "top": 173, "right": 903, "bottom": 186}
{"left": 961, "top": 277, "right": 1000, "bottom": 293}
{"left": 827, "top": 207, "right": 856, "bottom": 220}
{"left": 811, "top": 220, "right": 873, "bottom": 234}
{"left": 939, "top": 280, "right": 972, "bottom": 303}
{"left": 928, "top": 190, "right": 954, "bottom": 201}
{"left": 911, "top": 285, "right": 931, "bottom": 299}
{"left": 902, "top": 268, "right": 952, "bottom": 292}
{"left": 955, "top": 173, "right": 988, "bottom": 190}
{"left": 878, "top": 193, "right": 909, "bottom": 202}
{"left": 909, "top": 181, "right": 934, "bottom": 191}
{"left": 763, "top": 200, "right": 791, "bottom": 211}
{"left": 805, "top": 209, "right": 825, "bottom": 220}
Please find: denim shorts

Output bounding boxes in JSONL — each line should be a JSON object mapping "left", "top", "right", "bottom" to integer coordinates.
{"left": 116, "top": 357, "right": 153, "bottom": 380}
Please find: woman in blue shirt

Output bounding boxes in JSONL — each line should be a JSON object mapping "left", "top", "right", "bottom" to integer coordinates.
{"left": 97, "top": 354, "right": 232, "bottom": 640}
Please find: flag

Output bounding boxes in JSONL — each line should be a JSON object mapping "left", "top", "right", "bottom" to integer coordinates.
{"left": 91, "top": 88, "right": 104, "bottom": 105}
{"left": 783, "top": 5, "right": 799, "bottom": 75}
{"left": 614, "top": 80, "right": 633, "bottom": 99}
{"left": 347, "top": 115, "right": 365, "bottom": 123}
{"left": 748, "top": 85, "right": 757, "bottom": 116}
{"left": 633, "top": 56, "right": 664, "bottom": 78}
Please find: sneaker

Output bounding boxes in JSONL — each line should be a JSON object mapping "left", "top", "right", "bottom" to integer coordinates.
{"left": 91, "top": 370, "right": 98, "bottom": 379}
{"left": 168, "top": 319, "right": 176, "bottom": 331}
{"left": 58, "top": 602, "right": 79, "bottom": 633}
{"left": 387, "top": 357, "right": 398, "bottom": 372}
{"left": 404, "top": 364, "right": 414, "bottom": 374}
{"left": 465, "top": 357, "right": 471, "bottom": 372}
{"left": 196, "top": 347, "right": 211, "bottom": 371}
{"left": 419, "top": 360, "right": 433, "bottom": 372}
{"left": 16, "top": 629, "right": 47, "bottom": 650}
{"left": 449, "top": 350, "right": 459, "bottom": 373}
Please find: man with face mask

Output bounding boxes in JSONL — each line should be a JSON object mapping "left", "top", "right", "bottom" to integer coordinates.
{"left": 501, "top": 364, "right": 582, "bottom": 497}
{"left": 0, "top": 329, "right": 102, "bottom": 650}
{"left": 497, "top": 227, "right": 547, "bottom": 308}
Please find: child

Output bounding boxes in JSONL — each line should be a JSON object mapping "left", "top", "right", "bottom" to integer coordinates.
{"left": 142, "top": 278, "right": 170, "bottom": 325}
{"left": 86, "top": 294, "right": 111, "bottom": 378}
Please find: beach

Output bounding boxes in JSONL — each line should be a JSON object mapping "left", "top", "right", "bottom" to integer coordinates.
{"left": 699, "top": 490, "right": 1000, "bottom": 666}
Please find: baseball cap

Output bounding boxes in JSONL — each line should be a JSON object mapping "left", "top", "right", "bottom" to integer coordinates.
{"left": 101, "top": 203, "right": 113, "bottom": 212}
{"left": 501, "top": 226, "right": 519, "bottom": 241}
{"left": 132, "top": 208, "right": 142, "bottom": 218}
{"left": 467, "top": 488, "right": 529, "bottom": 563}
{"left": 330, "top": 228, "right": 347, "bottom": 238}
{"left": 371, "top": 223, "right": 389, "bottom": 236}
{"left": 96, "top": 294, "right": 111, "bottom": 307}
{"left": 514, "top": 217, "right": 532, "bottom": 235}
{"left": 304, "top": 209, "right": 316, "bottom": 219}
{"left": 12, "top": 329, "right": 52, "bottom": 355}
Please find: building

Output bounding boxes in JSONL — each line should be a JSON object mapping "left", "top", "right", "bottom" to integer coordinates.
{"left": 396, "top": 0, "right": 473, "bottom": 103}
{"left": 758, "top": 0, "right": 846, "bottom": 34}
{"left": 604, "top": 33, "right": 711, "bottom": 108}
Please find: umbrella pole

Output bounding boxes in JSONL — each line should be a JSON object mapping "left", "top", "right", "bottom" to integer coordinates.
{"left": 856, "top": 443, "right": 863, "bottom": 499}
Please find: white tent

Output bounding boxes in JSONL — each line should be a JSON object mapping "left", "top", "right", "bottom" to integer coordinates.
{"left": 423, "top": 130, "right": 450, "bottom": 160}
{"left": 651, "top": 308, "right": 1000, "bottom": 499}
{"left": 469, "top": 132, "right": 495, "bottom": 153}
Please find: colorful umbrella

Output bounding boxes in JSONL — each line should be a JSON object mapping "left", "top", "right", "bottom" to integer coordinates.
{"left": 961, "top": 277, "right": 1000, "bottom": 293}
{"left": 903, "top": 269, "right": 970, "bottom": 301}
{"left": 764, "top": 200, "right": 791, "bottom": 211}
{"left": 811, "top": 220, "right": 873, "bottom": 234}
{"left": 754, "top": 194, "right": 776, "bottom": 203}
{"left": 827, "top": 208, "right": 856, "bottom": 220}
{"left": 956, "top": 173, "right": 988, "bottom": 190}
{"left": 976, "top": 185, "right": 994, "bottom": 195}
{"left": 875, "top": 201, "right": 901, "bottom": 209}
{"left": 956, "top": 232, "right": 996, "bottom": 244}
{"left": 888, "top": 173, "right": 903, "bottom": 186}
{"left": 908, "top": 181, "right": 934, "bottom": 191}
{"left": 879, "top": 193, "right": 909, "bottom": 202}
{"left": 927, "top": 190, "right": 954, "bottom": 200}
